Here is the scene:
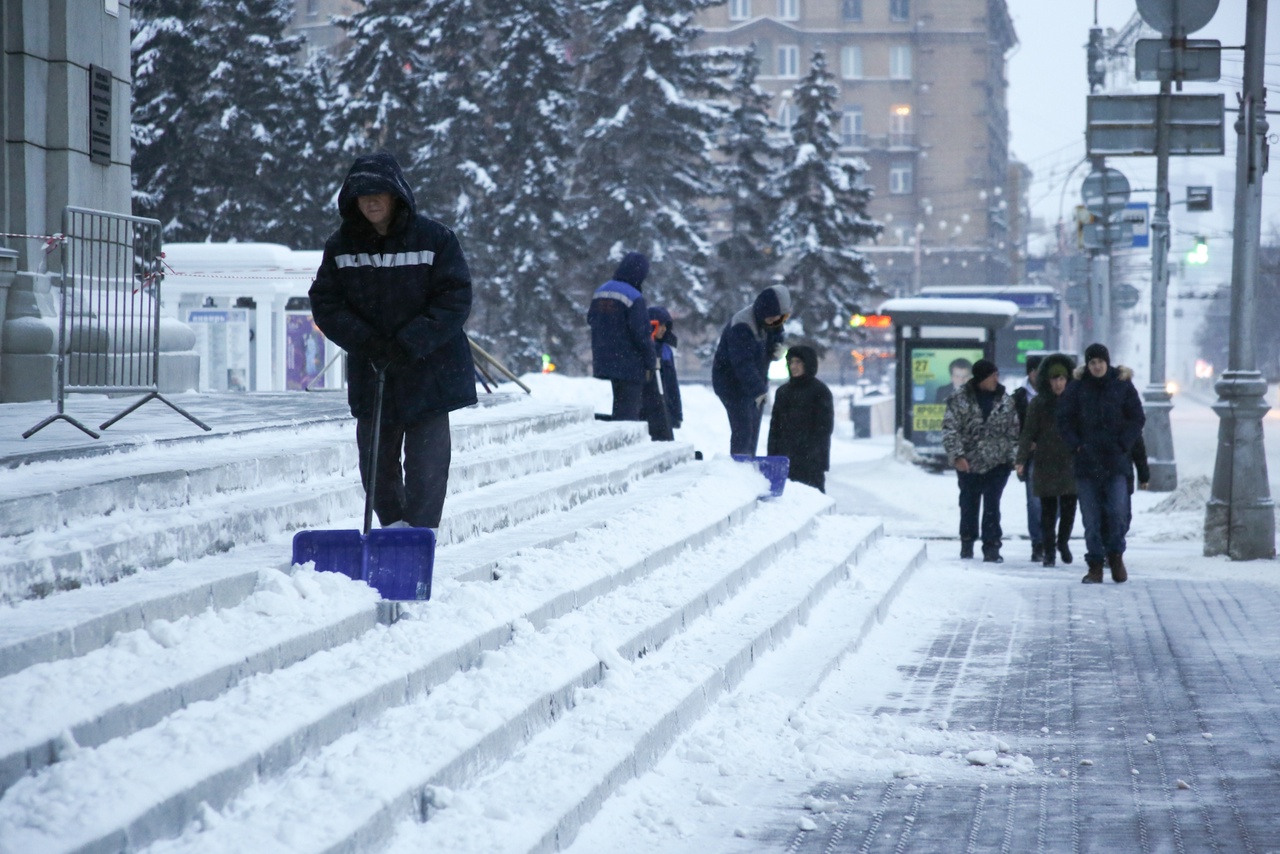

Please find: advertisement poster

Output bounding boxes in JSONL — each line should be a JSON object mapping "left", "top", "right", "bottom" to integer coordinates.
{"left": 186, "top": 309, "right": 250, "bottom": 392}
{"left": 286, "top": 312, "right": 327, "bottom": 390}
{"left": 906, "top": 345, "right": 985, "bottom": 447}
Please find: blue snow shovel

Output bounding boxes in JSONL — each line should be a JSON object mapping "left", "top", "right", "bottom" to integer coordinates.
{"left": 292, "top": 363, "right": 435, "bottom": 600}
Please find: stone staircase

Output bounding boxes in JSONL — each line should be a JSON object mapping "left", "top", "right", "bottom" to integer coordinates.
{"left": 0, "top": 392, "right": 925, "bottom": 854}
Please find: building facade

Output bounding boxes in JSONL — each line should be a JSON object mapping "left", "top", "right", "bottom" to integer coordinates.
{"left": 697, "top": 0, "right": 1021, "bottom": 295}
{"left": 287, "top": 0, "right": 362, "bottom": 62}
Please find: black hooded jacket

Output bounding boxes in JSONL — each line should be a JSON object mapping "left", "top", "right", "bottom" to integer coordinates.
{"left": 711, "top": 285, "right": 791, "bottom": 402}
{"left": 766, "top": 345, "right": 834, "bottom": 487}
{"left": 309, "top": 152, "right": 477, "bottom": 422}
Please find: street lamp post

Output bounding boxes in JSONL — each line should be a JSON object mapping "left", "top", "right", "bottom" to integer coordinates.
{"left": 1204, "top": 0, "right": 1274, "bottom": 560}
{"left": 1144, "top": 76, "right": 1178, "bottom": 491}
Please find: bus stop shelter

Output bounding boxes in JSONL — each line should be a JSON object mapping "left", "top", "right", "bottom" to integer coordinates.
{"left": 880, "top": 297, "right": 1018, "bottom": 466}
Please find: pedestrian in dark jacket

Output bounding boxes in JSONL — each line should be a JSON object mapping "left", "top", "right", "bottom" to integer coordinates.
{"left": 941, "top": 359, "right": 1020, "bottom": 562}
{"left": 1056, "top": 342, "right": 1146, "bottom": 584}
{"left": 309, "top": 151, "right": 476, "bottom": 530}
{"left": 766, "top": 345, "right": 834, "bottom": 492}
{"left": 712, "top": 284, "right": 792, "bottom": 455}
{"left": 1012, "top": 354, "right": 1044, "bottom": 561}
{"left": 642, "top": 306, "right": 681, "bottom": 440}
{"left": 1016, "top": 353, "right": 1077, "bottom": 567}
{"left": 588, "top": 252, "right": 657, "bottom": 422}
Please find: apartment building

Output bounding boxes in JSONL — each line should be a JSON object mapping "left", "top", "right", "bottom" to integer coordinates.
{"left": 698, "top": 0, "right": 1021, "bottom": 294}
{"left": 287, "top": 0, "right": 361, "bottom": 62}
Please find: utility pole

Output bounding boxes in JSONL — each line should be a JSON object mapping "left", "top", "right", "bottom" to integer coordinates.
{"left": 1204, "top": 0, "right": 1274, "bottom": 559}
{"left": 1143, "top": 76, "right": 1178, "bottom": 491}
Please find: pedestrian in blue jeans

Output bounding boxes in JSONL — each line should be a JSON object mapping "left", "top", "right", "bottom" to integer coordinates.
{"left": 1012, "top": 354, "right": 1043, "bottom": 561}
{"left": 1056, "top": 343, "right": 1146, "bottom": 583}
{"left": 941, "top": 359, "right": 1020, "bottom": 562}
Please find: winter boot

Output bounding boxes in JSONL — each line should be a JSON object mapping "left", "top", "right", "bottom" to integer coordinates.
{"left": 960, "top": 539, "right": 975, "bottom": 560}
{"left": 1058, "top": 537, "right": 1073, "bottom": 565}
{"left": 1042, "top": 538, "right": 1057, "bottom": 567}
{"left": 982, "top": 543, "right": 1004, "bottom": 564}
{"left": 1108, "top": 552, "right": 1128, "bottom": 583}
{"left": 1082, "top": 560, "right": 1104, "bottom": 584}
{"left": 1031, "top": 541, "right": 1045, "bottom": 563}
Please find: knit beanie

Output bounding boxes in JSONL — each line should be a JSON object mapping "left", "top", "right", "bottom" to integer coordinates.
{"left": 1047, "top": 363, "right": 1069, "bottom": 379}
{"left": 1084, "top": 343, "right": 1110, "bottom": 365}
{"left": 971, "top": 359, "right": 998, "bottom": 384}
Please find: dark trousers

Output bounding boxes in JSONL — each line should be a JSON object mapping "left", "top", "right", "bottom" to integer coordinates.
{"left": 1039, "top": 494, "right": 1077, "bottom": 546}
{"left": 957, "top": 464, "right": 1011, "bottom": 547}
{"left": 356, "top": 411, "right": 451, "bottom": 528}
{"left": 641, "top": 376, "right": 673, "bottom": 441}
{"left": 1076, "top": 474, "right": 1130, "bottom": 562}
{"left": 610, "top": 379, "right": 644, "bottom": 421}
{"left": 722, "top": 396, "right": 763, "bottom": 456}
{"left": 1024, "top": 458, "right": 1042, "bottom": 542}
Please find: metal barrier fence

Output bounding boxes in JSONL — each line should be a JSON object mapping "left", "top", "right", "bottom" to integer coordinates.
{"left": 23, "top": 207, "right": 209, "bottom": 439}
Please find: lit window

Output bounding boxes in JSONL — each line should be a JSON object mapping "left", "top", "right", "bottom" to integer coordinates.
{"left": 777, "top": 45, "right": 800, "bottom": 78}
{"left": 842, "top": 0, "right": 862, "bottom": 21}
{"left": 890, "top": 162, "right": 913, "bottom": 194}
{"left": 840, "top": 107, "right": 864, "bottom": 148}
{"left": 840, "top": 45, "right": 863, "bottom": 79}
{"left": 889, "top": 105, "right": 913, "bottom": 146}
{"left": 730, "top": 0, "right": 751, "bottom": 20}
{"left": 890, "top": 0, "right": 910, "bottom": 22}
{"left": 777, "top": 0, "right": 799, "bottom": 21}
{"left": 890, "top": 45, "right": 912, "bottom": 79}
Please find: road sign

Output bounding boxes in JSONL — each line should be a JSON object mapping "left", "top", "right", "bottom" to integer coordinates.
{"left": 1081, "top": 168, "right": 1131, "bottom": 217}
{"left": 1187, "top": 185, "right": 1212, "bottom": 211}
{"left": 1112, "top": 283, "right": 1142, "bottom": 310}
{"left": 1087, "top": 94, "right": 1225, "bottom": 157}
{"left": 1135, "top": 38, "right": 1221, "bottom": 82}
{"left": 1136, "top": 0, "right": 1220, "bottom": 36}
{"left": 1082, "top": 221, "right": 1133, "bottom": 250}
{"left": 1065, "top": 284, "right": 1089, "bottom": 311}
{"left": 1122, "top": 202, "right": 1150, "bottom": 248}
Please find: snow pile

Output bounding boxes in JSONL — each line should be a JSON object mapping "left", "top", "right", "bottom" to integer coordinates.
{"left": 1151, "top": 474, "right": 1211, "bottom": 513}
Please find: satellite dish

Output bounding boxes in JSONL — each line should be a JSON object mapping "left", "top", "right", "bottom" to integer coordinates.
{"left": 1135, "top": 0, "right": 1220, "bottom": 36}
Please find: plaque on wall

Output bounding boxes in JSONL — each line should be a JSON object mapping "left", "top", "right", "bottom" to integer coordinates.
{"left": 89, "top": 65, "right": 112, "bottom": 166}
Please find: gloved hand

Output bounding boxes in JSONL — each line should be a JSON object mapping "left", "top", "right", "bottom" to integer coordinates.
{"left": 366, "top": 337, "right": 413, "bottom": 371}
{"left": 771, "top": 343, "right": 786, "bottom": 361}
{"left": 755, "top": 393, "right": 768, "bottom": 407}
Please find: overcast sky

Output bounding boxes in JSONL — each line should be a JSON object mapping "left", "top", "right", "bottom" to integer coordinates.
{"left": 1005, "top": 0, "right": 1280, "bottom": 248}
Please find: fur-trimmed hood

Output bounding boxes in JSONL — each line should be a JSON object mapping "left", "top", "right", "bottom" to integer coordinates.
{"left": 1036, "top": 352, "right": 1078, "bottom": 395}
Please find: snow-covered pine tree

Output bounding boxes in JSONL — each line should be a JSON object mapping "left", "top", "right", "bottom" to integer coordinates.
{"left": 708, "top": 46, "right": 783, "bottom": 332}
{"left": 774, "top": 49, "right": 881, "bottom": 352}
{"left": 467, "top": 0, "right": 586, "bottom": 374}
{"left": 132, "top": 0, "right": 337, "bottom": 244}
{"left": 332, "top": 0, "right": 433, "bottom": 183}
{"left": 131, "top": 0, "right": 209, "bottom": 230}
{"left": 568, "top": 0, "right": 734, "bottom": 329}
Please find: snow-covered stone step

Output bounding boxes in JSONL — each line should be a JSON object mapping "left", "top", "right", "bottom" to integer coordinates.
{"left": 133, "top": 487, "right": 857, "bottom": 854}
{"left": 391, "top": 517, "right": 905, "bottom": 854}
{"left": 0, "top": 415, "right": 658, "bottom": 604}
{"left": 566, "top": 536, "right": 930, "bottom": 854}
{"left": 0, "top": 462, "right": 774, "bottom": 854}
{"left": 0, "top": 431, "right": 684, "bottom": 679}
{"left": 0, "top": 396, "right": 589, "bottom": 543}
{"left": 0, "top": 565, "right": 383, "bottom": 796}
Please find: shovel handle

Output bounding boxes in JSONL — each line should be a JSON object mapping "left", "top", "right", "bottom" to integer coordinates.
{"left": 363, "top": 364, "right": 387, "bottom": 536}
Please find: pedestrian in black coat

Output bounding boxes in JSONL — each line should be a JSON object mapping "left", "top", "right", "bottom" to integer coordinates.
{"left": 762, "top": 345, "right": 834, "bottom": 491}
{"left": 309, "top": 151, "right": 476, "bottom": 530}
{"left": 712, "top": 284, "right": 792, "bottom": 455}
{"left": 1012, "top": 354, "right": 1044, "bottom": 561}
{"left": 1056, "top": 342, "right": 1145, "bottom": 583}
{"left": 766, "top": 345, "right": 834, "bottom": 492}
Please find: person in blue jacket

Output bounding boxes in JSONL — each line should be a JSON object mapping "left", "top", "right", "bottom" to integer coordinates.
{"left": 588, "top": 252, "right": 657, "bottom": 421}
{"left": 642, "top": 306, "right": 682, "bottom": 441}
{"left": 309, "top": 151, "right": 476, "bottom": 530}
{"left": 1056, "top": 342, "right": 1146, "bottom": 584}
{"left": 711, "top": 284, "right": 792, "bottom": 455}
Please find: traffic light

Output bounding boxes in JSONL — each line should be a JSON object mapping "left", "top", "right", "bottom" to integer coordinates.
{"left": 1087, "top": 28, "right": 1106, "bottom": 92}
{"left": 1186, "top": 235, "right": 1209, "bottom": 265}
